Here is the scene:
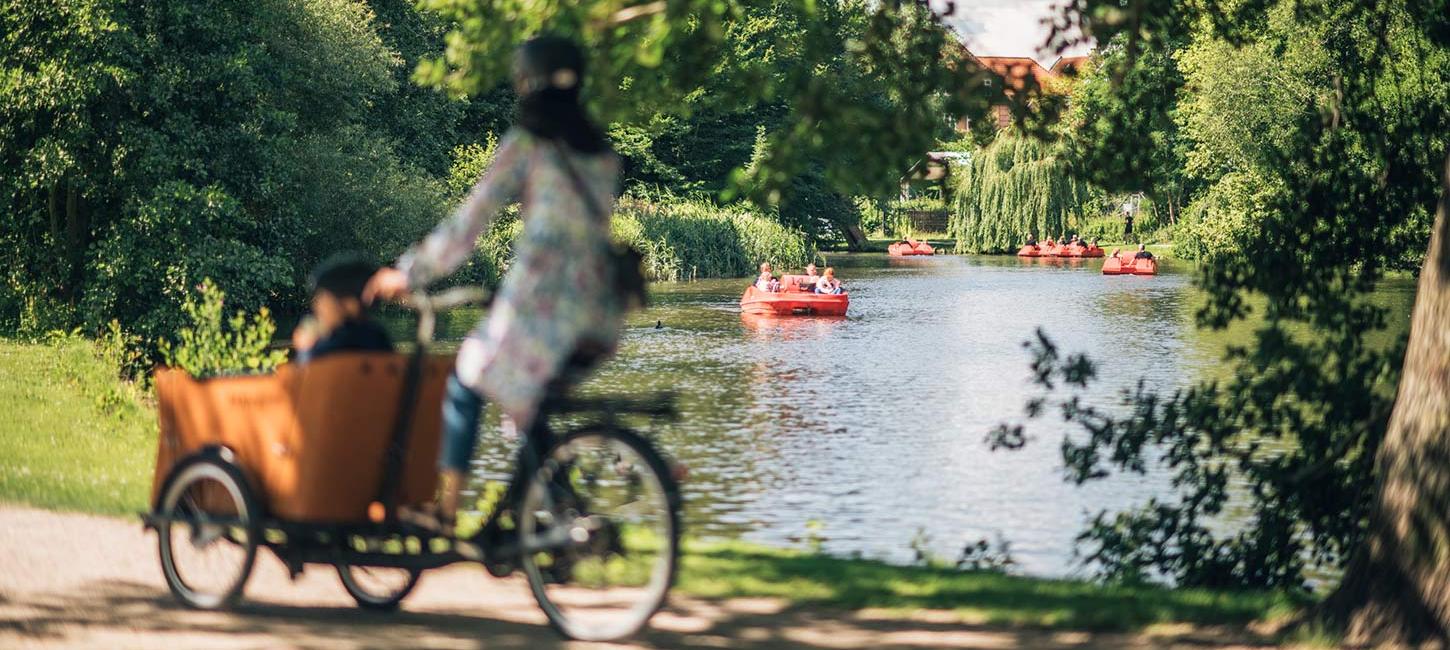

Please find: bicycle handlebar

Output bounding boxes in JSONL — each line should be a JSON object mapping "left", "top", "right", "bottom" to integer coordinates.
{"left": 399, "top": 286, "right": 493, "bottom": 345}
{"left": 402, "top": 286, "right": 492, "bottom": 312}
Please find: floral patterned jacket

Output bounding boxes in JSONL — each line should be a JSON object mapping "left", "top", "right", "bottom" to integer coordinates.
{"left": 398, "top": 128, "right": 622, "bottom": 423}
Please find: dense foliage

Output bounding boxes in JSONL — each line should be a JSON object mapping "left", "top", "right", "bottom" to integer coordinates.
{"left": 613, "top": 198, "right": 816, "bottom": 281}
{"left": 0, "top": 0, "right": 468, "bottom": 343}
{"left": 993, "top": 0, "right": 1449, "bottom": 597}
{"left": 948, "top": 133, "right": 1093, "bottom": 253}
{"left": 1063, "top": 37, "right": 1191, "bottom": 235}
{"left": 416, "top": 0, "right": 1000, "bottom": 227}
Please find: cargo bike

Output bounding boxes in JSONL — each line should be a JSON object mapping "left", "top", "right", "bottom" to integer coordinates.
{"left": 141, "top": 288, "right": 681, "bottom": 641}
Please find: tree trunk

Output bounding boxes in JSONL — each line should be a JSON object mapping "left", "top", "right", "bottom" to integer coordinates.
{"left": 840, "top": 221, "right": 869, "bottom": 251}
{"left": 1320, "top": 153, "right": 1450, "bottom": 645}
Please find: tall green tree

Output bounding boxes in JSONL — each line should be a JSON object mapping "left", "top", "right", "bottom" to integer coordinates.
{"left": 1000, "top": 0, "right": 1448, "bottom": 642}
{"left": 1064, "top": 34, "right": 1192, "bottom": 231}
{"left": 414, "top": 0, "right": 1001, "bottom": 241}
{"left": 0, "top": 0, "right": 450, "bottom": 340}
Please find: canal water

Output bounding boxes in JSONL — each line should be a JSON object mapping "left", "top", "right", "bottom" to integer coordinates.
{"left": 433, "top": 253, "right": 1416, "bottom": 578}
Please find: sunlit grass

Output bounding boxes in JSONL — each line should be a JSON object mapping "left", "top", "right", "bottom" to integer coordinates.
{"left": 0, "top": 335, "right": 156, "bottom": 514}
{"left": 677, "top": 539, "right": 1307, "bottom": 632}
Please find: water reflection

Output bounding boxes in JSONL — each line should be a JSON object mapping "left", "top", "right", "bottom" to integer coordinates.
{"left": 418, "top": 253, "right": 1413, "bottom": 578}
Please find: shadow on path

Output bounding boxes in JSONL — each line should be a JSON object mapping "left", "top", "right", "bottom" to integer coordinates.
{"left": 1, "top": 578, "right": 1278, "bottom": 649}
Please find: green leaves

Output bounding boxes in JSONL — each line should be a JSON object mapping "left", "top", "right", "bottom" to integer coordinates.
{"left": 994, "top": 0, "right": 1450, "bottom": 590}
{"left": 414, "top": 1, "right": 993, "bottom": 205}
{"left": 1, "top": 0, "right": 461, "bottom": 348}
{"left": 158, "top": 279, "right": 287, "bottom": 377}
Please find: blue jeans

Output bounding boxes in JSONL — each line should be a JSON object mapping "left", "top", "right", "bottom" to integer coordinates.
{"left": 440, "top": 373, "right": 484, "bottom": 472}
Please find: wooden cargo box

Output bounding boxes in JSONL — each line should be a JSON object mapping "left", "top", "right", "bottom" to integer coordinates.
{"left": 151, "top": 353, "right": 455, "bottom": 522}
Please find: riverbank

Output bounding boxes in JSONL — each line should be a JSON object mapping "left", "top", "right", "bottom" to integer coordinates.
{"left": 822, "top": 237, "right": 954, "bottom": 253}
{"left": 612, "top": 199, "right": 816, "bottom": 281}
{"left": 0, "top": 334, "right": 1309, "bottom": 643}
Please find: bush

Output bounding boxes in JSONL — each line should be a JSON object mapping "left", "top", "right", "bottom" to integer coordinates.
{"left": 612, "top": 198, "right": 815, "bottom": 281}
{"left": 82, "top": 183, "right": 292, "bottom": 345}
{"left": 158, "top": 279, "right": 287, "bottom": 378}
{"left": 895, "top": 196, "right": 948, "bottom": 213}
{"left": 855, "top": 197, "right": 890, "bottom": 237}
{"left": 1171, "top": 172, "right": 1271, "bottom": 261}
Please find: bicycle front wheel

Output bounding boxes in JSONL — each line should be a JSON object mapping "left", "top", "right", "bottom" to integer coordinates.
{"left": 519, "top": 428, "right": 680, "bottom": 641}
{"left": 156, "top": 452, "right": 259, "bottom": 610}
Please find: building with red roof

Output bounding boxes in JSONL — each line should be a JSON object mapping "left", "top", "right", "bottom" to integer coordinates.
{"left": 958, "top": 49, "right": 1091, "bottom": 129}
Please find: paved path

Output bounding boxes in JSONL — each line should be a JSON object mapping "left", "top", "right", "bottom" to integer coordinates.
{"left": 0, "top": 506, "right": 1280, "bottom": 649}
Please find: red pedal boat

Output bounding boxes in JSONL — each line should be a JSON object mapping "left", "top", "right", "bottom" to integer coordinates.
{"left": 1057, "top": 243, "right": 1106, "bottom": 258}
{"left": 740, "top": 274, "right": 849, "bottom": 316}
{"left": 1102, "top": 253, "right": 1159, "bottom": 275}
{"left": 1016, "top": 245, "right": 1043, "bottom": 257}
{"left": 888, "top": 240, "right": 935, "bottom": 256}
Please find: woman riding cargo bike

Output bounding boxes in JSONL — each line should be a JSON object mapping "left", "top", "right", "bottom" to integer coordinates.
{"left": 144, "top": 36, "right": 680, "bottom": 642}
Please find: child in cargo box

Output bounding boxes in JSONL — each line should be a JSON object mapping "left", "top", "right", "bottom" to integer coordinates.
{"left": 292, "top": 255, "right": 394, "bottom": 362}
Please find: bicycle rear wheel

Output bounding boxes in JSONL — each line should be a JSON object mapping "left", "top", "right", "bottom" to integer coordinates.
{"left": 519, "top": 427, "right": 680, "bottom": 641}
{"left": 336, "top": 564, "right": 421, "bottom": 611}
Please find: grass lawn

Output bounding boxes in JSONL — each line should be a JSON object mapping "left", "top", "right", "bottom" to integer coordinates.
{"left": 680, "top": 540, "right": 1304, "bottom": 632}
{"left": 0, "top": 336, "right": 156, "bottom": 514}
{"left": 0, "top": 336, "right": 1301, "bottom": 634}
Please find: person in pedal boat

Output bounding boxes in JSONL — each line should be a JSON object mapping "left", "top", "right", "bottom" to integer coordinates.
{"left": 1134, "top": 243, "right": 1156, "bottom": 260}
{"left": 795, "top": 263, "right": 819, "bottom": 290}
{"left": 755, "top": 262, "right": 775, "bottom": 291}
{"left": 815, "top": 267, "right": 843, "bottom": 295}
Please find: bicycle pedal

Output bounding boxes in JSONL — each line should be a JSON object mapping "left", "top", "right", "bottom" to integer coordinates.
{"left": 484, "top": 560, "right": 515, "bottom": 578}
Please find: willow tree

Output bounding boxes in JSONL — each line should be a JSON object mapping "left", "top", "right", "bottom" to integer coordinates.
{"left": 949, "top": 133, "right": 1092, "bottom": 253}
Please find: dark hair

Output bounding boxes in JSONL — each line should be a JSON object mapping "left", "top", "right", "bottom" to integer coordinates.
{"left": 514, "top": 35, "right": 607, "bottom": 154}
{"left": 308, "top": 253, "right": 377, "bottom": 301}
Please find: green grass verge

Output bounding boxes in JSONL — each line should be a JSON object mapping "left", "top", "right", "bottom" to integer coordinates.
{"left": 1092, "top": 242, "right": 1177, "bottom": 259}
{"left": 679, "top": 539, "right": 1303, "bottom": 632}
{"left": 1, "top": 336, "right": 1302, "bottom": 633}
{"left": 0, "top": 335, "right": 156, "bottom": 514}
